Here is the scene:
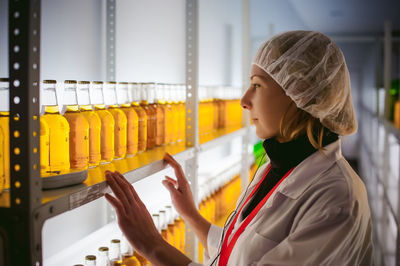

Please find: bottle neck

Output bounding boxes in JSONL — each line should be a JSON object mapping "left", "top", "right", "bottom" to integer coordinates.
{"left": 109, "top": 243, "right": 122, "bottom": 261}
{"left": 94, "top": 104, "right": 106, "bottom": 110}
{"left": 65, "top": 105, "right": 79, "bottom": 112}
{"left": 44, "top": 105, "right": 60, "bottom": 114}
{"left": 80, "top": 105, "right": 93, "bottom": 111}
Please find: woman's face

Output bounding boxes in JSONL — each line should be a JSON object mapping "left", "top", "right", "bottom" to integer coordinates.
{"left": 240, "top": 75, "right": 296, "bottom": 140}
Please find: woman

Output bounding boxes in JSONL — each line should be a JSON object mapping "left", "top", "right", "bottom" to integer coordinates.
{"left": 105, "top": 31, "right": 373, "bottom": 265}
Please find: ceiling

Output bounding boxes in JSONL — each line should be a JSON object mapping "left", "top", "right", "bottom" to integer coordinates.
{"left": 251, "top": 0, "right": 400, "bottom": 37}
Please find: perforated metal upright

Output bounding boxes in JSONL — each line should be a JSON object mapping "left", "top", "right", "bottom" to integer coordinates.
{"left": 184, "top": 0, "right": 199, "bottom": 261}
{"left": 0, "top": 0, "right": 42, "bottom": 265}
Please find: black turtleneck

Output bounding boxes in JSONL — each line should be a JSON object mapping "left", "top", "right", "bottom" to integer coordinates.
{"left": 241, "top": 130, "right": 339, "bottom": 220}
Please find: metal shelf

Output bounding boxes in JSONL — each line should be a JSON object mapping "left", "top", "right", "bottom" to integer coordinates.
{"left": 199, "top": 125, "right": 255, "bottom": 152}
{"left": 0, "top": 127, "right": 252, "bottom": 220}
{"left": 35, "top": 143, "right": 194, "bottom": 220}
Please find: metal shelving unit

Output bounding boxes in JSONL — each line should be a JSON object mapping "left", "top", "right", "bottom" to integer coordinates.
{"left": 0, "top": 0, "right": 253, "bottom": 265}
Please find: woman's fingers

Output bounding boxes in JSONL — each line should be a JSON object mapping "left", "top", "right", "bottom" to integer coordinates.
{"left": 163, "top": 153, "right": 188, "bottom": 190}
{"left": 105, "top": 193, "right": 126, "bottom": 217}
{"left": 164, "top": 176, "right": 178, "bottom": 186}
{"left": 105, "top": 172, "right": 132, "bottom": 210}
{"left": 113, "top": 171, "right": 140, "bottom": 202}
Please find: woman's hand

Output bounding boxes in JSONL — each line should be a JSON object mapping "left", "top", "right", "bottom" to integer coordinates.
{"left": 104, "top": 170, "right": 163, "bottom": 257}
{"left": 162, "top": 153, "right": 198, "bottom": 220}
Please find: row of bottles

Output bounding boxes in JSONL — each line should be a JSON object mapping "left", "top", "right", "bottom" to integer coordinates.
{"left": 198, "top": 86, "right": 243, "bottom": 136}
{"left": 197, "top": 174, "right": 242, "bottom": 263}
{"left": 75, "top": 237, "right": 143, "bottom": 266}
{"left": 0, "top": 79, "right": 189, "bottom": 192}
{"left": 39, "top": 80, "right": 187, "bottom": 176}
{"left": 154, "top": 206, "right": 186, "bottom": 254}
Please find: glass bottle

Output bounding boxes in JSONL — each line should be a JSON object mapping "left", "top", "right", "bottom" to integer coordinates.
{"left": 117, "top": 82, "right": 138, "bottom": 157}
{"left": 85, "top": 255, "right": 96, "bottom": 266}
{"left": 98, "top": 246, "right": 111, "bottom": 266}
{"left": 104, "top": 82, "right": 127, "bottom": 159}
{"left": 121, "top": 234, "right": 141, "bottom": 266}
{"left": 155, "top": 83, "right": 166, "bottom": 146}
{"left": 163, "top": 84, "right": 174, "bottom": 145}
{"left": 177, "top": 84, "right": 186, "bottom": 142}
{"left": 110, "top": 239, "right": 123, "bottom": 266}
{"left": 62, "top": 80, "right": 89, "bottom": 170}
{"left": 40, "top": 115, "right": 50, "bottom": 176}
{"left": 150, "top": 83, "right": 165, "bottom": 147}
{"left": 0, "top": 78, "right": 9, "bottom": 192}
{"left": 165, "top": 205, "right": 176, "bottom": 248}
{"left": 90, "top": 81, "right": 115, "bottom": 163}
{"left": 77, "top": 81, "right": 101, "bottom": 167}
{"left": 140, "top": 83, "right": 156, "bottom": 149}
{"left": 170, "top": 85, "right": 180, "bottom": 143}
{"left": 129, "top": 82, "right": 147, "bottom": 153}
{"left": 40, "top": 80, "right": 70, "bottom": 175}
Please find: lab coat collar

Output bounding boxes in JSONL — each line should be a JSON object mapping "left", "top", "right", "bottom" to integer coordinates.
{"left": 277, "top": 138, "right": 343, "bottom": 199}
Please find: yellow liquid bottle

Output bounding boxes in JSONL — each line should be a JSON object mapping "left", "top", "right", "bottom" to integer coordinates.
{"left": 90, "top": 81, "right": 115, "bottom": 163}
{"left": 121, "top": 235, "right": 141, "bottom": 266}
{"left": 117, "top": 82, "right": 138, "bottom": 156}
{"left": 172, "top": 85, "right": 181, "bottom": 143}
{"left": 164, "top": 84, "right": 174, "bottom": 145}
{"left": 104, "top": 82, "right": 127, "bottom": 159}
{"left": 129, "top": 82, "right": 147, "bottom": 153}
{"left": 41, "top": 80, "right": 70, "bottom": 175}
{"left": 40, "top": 118, "right": 50, "bottom": 175}
{"left": 62, "top": 80, "right": 89, "bottom": 170}
{"left": 153, "top": 83, "right": 166, "bottom": 146}
{"left": 140, "top": 83, "right": 156, "bottom": 149}
{"left": 176, "top": 84, "right": 186, "bottom": 142}
{"left": 0, "top": 78, "right": 9, "bottom": 192}
{"left": 165, "top": 206, "right": 176, "bottom": 247}
{"left": 110, "top": 239, "right": 124, "bottom": 266}
{"left": 77, "top": 81, "right": 101, "bottom": 167}
{"left": 159, "top": 210, "right": 171, "bottom": 244}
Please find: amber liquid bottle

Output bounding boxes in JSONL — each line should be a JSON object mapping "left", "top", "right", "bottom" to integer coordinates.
{"left": 77, "top": 81, "right": 101, "bottom": 167}
{"left": 121, "top": 234, "right": 142, "bottom": 266}
{"left": 177, "top": 84, "right": 186, "bottom": 142}
{"left": 163, "top": 84, "right": 174, "bottom": 145}
{"left": 41, "top": 80, "right": 70, "bottom": 175}
{"left": 117, "top": 82, "right": 138, "bottom": 156}
{"left": 140, "top": 83, "right": 156, "bottom": 149}
{"left": 104, "top": 82, "right": 127, "bottom": 159}
{"left": 129, "top": 82, "right": 147, "bottom": 153}
{"left": 90, "top": 81, "right": 115, "bottom": 163}
{"left": 150, "top": 83, "right": 165, "bottom": 146}
{"left": 62, "top": 80, "right": 89, "bottom": 170}
{"left": 170, "top": 85, "right": 180, "bottom": 143}
{"left": 0, "top": 78, "right": 10, "bottom": 192}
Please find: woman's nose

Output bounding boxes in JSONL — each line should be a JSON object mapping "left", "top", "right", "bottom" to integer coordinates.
{"left": 240, "top": 89, "right": 251, "bottom": 110}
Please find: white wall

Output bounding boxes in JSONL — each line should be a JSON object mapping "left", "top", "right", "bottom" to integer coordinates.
{"left": 41, "top": 0, "right": 105, "bottom": 81}
{"left": 115, "top": 0, "right": 186, "bottom": 83}
{"left": 0, "top": 0, "right": 7, "bottom": 78}
{"left": 199, "top": 0, "right": 242, "bottom": 87}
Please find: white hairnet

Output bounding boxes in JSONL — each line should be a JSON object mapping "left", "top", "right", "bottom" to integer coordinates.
{"left": 252, "top": 30, "right": 357, "bottom": 136}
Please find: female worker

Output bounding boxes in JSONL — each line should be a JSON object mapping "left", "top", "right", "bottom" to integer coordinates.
{"left": 104, "top": 31, "right": 373, "bottom": 265}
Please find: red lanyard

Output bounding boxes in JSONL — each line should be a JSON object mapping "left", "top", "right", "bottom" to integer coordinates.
{"left": 218, "top": 165, "right": 294, "bottom": 266}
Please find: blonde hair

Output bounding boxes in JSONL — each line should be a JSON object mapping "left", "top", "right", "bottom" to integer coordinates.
{"left": 276, "top": 102, "right": 327, "bottom": 150}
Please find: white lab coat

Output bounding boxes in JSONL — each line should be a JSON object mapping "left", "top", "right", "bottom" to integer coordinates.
{"left": 189, "top": 139, "right": 373, "bottom": 266}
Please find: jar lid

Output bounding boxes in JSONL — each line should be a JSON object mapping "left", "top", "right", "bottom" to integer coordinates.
{"left": 64, "top": 80, "right": 77, "bottom": 84}
{"left": 85, "top": 255, "right": 96, "bottom": 261}
{"left": 43, "top": 80, "right": 56, "bottom": 84}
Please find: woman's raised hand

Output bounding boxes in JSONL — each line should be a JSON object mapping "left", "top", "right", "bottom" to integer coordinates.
{"left": 162, "top": 153, "right": 198, "bottom": 220}
{"left": 104, "top": 170, "right": 163, "bottom": 256}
